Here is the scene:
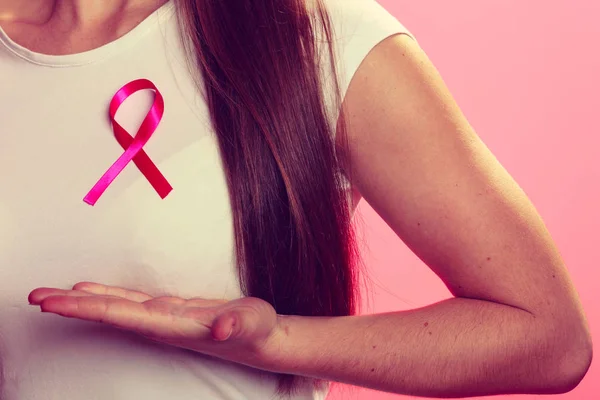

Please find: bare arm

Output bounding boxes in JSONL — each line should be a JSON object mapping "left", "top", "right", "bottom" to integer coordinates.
{"left": 257, "top": 33, "right": 592, "bottom": 397}
{"left": 260, "top": 298, "right": 584, "bottom": 397}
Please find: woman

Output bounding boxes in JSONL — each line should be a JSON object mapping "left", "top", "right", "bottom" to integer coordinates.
{"left": 0, "top": 0, "right": 592, "bottom": 399}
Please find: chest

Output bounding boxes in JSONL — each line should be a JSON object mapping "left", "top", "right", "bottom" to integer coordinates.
{"left": 0, "top": 67, "right": 242, "bottom": 303}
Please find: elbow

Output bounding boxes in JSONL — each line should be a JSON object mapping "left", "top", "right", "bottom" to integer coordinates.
{"left": 557, "top": 345, "right": 592, "bottom": 393}
{"left": 548, "top": 330, "right": 593, "bottom": 394}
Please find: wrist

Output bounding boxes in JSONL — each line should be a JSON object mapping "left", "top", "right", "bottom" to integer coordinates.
{"left": 252, "top": 314, "right": 289, "bottom": 373}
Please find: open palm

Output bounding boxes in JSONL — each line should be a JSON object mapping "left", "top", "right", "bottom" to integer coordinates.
{"left": 28, "top": 282, "right": 279, "bottom": 368}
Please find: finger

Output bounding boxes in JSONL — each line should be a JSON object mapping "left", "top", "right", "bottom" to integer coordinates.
{"left": 29, "top": 289, "right": 147, "bottom": 309}
{"left": 72, "top": 283, "right": 228, "bottom": 308}
{"left": 153, "top": 296, "right": 187, "bottom": 305}
{"left": 210, "top": 298, "right": 276, "bottom": 342}
{"left": 72, "top": 282, "right": 153, "bottom": 303}
{"left": 40, "top": 295, "right": 150, "bottom": 332}
{"left": 211, "top": 312, "right": 236, "bottom": 341}
{"left": 151, "top": 297, "right": 228, "bottom": 307}
{"left": 185, "top": 298, "right": 229, "bottom": 308}
{"left": 40, "top": 295, "right": 210, "bottom": 340}
{"left": 28, "top": 288, "right": 97, "bottom": 305}
{"left": 72, "top": 284, "right": 225, "bottom": 308}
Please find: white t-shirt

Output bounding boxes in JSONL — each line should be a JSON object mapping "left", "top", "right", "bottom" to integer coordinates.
{"left": 0, "top": 1, "right": 416, "bottom": 399}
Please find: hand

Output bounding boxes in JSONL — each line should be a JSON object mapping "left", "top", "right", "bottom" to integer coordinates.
{"left": 28, "top": 282, "right": 280, "bottom": 369}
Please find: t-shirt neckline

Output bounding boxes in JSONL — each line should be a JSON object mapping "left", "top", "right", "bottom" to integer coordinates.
{"left": 0, "top": 1, "right": 175, "bottom": 67}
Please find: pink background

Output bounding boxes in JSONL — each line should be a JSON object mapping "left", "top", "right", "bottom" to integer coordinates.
{"left": 328, "top": 1, "right": 599, "bottom": 399}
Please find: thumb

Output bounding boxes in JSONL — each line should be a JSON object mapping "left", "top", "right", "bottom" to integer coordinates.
{"left": 211, "top": 311, "right": 240, "bottom": 342}
{"left": 211, "top": 298, "right": 275, "bottom": 343}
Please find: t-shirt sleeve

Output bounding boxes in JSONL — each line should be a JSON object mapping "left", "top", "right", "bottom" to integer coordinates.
{"left": 314, "top": 0, "right": 418, "bottom": 191}
{"left": 318, "top": 0, "right": 418, "bottom": 114}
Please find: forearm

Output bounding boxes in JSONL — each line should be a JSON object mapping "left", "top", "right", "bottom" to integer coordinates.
{"left": 260, "top": 297, "right": 579, "bottom": 398}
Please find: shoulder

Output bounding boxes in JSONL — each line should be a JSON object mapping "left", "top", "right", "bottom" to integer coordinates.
{"left": 308, "top": 0, "right": 418, "bottom": 125}
{"left": 308, "top": 0, "right": 417, "bottom": 87}
{"left": 309, "top": 0, "right": 414, "bottom": 38}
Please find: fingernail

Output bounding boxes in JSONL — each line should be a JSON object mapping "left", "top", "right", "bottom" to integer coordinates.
{"left": 223, "top": 327, "right": 233, "bottom": 341}
{"left": 214, "top": 325, "right": 233, "bottom": 342}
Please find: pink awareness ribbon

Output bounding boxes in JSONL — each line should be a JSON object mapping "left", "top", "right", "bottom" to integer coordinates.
{"left": 83, "top": 79, "right": 173, "bottom": 206}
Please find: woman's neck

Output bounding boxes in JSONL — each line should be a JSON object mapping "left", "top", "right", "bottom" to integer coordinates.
{"left": 0, "top": 0, "right": 166, "bottom": 27}
{"left": 0, "top": 0, "right": 169, "bottom": 55}
{"left": 0, "top": 0, "right": 52, "bottom": 24}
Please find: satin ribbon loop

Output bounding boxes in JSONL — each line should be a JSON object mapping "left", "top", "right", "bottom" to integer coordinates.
{"left": 83, "top": 79, "right": 173, "bottom": 206}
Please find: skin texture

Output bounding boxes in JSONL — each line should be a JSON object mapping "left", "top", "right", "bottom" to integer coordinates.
{"left": 3, "top": 0, "right": 592, "bottom": 397}
{"left": 0, "top": 0, "right": 167, "bottom": 54}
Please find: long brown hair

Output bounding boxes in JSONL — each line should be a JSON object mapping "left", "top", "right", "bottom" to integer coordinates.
{"left": 176, "top": 0, "right": 363, "bottom": 394}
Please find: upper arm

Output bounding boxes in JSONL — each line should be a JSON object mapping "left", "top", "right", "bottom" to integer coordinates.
{"left": 337, "top": 33, "right": 591, "bottom": 355}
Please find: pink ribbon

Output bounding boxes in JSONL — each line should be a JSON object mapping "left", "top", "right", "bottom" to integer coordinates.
{"left": 84, "top": 79, "right": 173, "bottom": 206}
